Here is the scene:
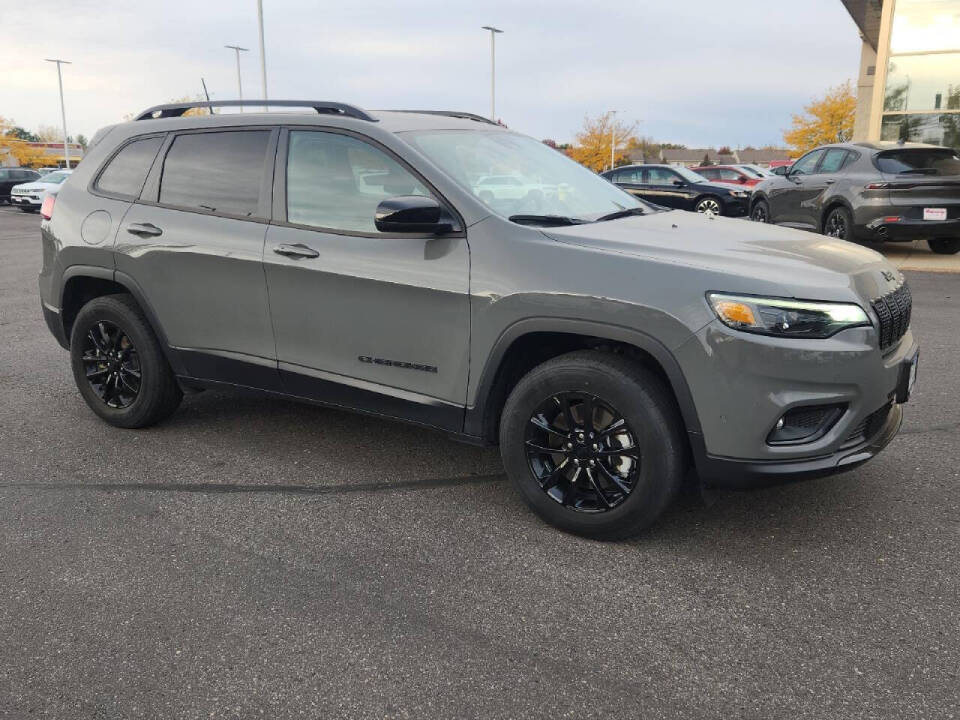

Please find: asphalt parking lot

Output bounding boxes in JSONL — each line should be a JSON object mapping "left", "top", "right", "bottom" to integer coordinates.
{"left": 1, "top": 206, "right": 958, "bottom": 719}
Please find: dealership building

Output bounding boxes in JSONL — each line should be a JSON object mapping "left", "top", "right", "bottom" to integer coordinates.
{"left": 843, "top": 0, "right": 960, "bottom": 148}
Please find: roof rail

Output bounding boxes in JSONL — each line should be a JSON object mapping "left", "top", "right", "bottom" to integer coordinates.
{"left": 134, "top": 100, "right": 378, "bottom": 122}
{"left": 381, "top": 110, "right": 499, "bottom": 126}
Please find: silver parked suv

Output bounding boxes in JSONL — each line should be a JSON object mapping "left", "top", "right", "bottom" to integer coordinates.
{"left": 38, "top": 100, "right": 919, "bottom": 538}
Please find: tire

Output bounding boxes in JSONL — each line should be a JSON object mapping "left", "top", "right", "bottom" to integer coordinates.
{"left": 499, "top": 350, "right": 686, "bottom": 539}
{"left": 751, "top": 198, "right": 770, "bottom": 223}
{"left": 69, "top": 294, "right": 182, "bottom": 428}
{"left": 823, "top": 205, "right": 853, "bottom": 240}
{"left": 928, "top": 237, "right": 960, "bottom": 255}
{"left": 695, "top": 196, "right": 723, "bottom": 215}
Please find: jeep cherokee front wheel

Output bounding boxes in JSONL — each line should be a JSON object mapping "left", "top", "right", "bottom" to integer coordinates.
{"left": 70, "top": 294, "right": 182, "bottom": 428}
{"left": 499, "top": 351, "right": 685, "bottom": 539}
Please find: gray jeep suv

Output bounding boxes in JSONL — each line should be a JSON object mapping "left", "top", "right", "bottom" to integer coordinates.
{"left": 38, "top": 100, "right": 918, "bottom": 538}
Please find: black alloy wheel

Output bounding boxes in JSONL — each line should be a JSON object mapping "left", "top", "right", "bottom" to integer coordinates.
{"left": 751, "top": 199, "right": 769, "bottom": 223}
{"left": 80, "top": 320, "right": 142, "bottom": 409}
{"left": 824, "top": 206, "right": 852, "bottom": 240}
{"left": 70, "top": 294, "right": 182, "bottom": 428}
{"left": 499, "top": 350, "right": 686, "bottom": 539}
{"left": 525, "top": 391, "right": 640, "bottom": 513}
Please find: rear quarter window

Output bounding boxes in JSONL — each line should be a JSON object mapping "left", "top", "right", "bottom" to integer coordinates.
{"left": 95, "top": 136, "right": 164, "bottom": 198}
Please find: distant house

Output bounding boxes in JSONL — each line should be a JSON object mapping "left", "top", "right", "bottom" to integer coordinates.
{"left": 0, "top": 141, "right": 83, "bottom": 168}
{"left": 735, "top": 148, "right": 792, "bottom": 168}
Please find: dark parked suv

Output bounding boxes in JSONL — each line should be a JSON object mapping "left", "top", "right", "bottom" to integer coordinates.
{"left": 750, "top": 141, "right": 960, "bottom": 254}
{"left": 38, "top": 100, "right": 918, "bottom": 538}
{"left": 0, "top": 167, "right": 41, "bottom": 203}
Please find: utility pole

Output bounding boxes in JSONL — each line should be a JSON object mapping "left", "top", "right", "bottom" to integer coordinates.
{"left": 481, "top": 26, "right": 503, "bottom": 121}
{"left": 257, "top": 0, "right": 268, "bottom": 109}
{"left": 225, "top": 45, "right": 249, "bottom": 109}
{"left": 45, "top": 59, "right": 72, "bottom": 169}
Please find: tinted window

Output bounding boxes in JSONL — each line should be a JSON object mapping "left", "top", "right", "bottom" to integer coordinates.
{"left": 646, "top": 167, "right": 681, "bottom": 184}
{"left": 160, "top": 131, "right": 270, "bottom": 216}
{"left": 286, "top": 130, "right": 430, "bottom": 233}
{"left": 697, "top": 168, "right": 718, "bottom": 180}
{"left": 791, "top": 149, "right": 825, "bottom": 175}
{"left": 0, "top": 170, "right": 8, "bottom": 180}
{"left": 614, "top": 168, "right": 642, "bottom": 183}
{"left": 875, "top": 148, "right": 960, "bottom": 176}
{"left": 819, "top": 149, "right": 849, "bottom": 173}
{"left": 96, "top": 136, "right": 163, "bottom": 197}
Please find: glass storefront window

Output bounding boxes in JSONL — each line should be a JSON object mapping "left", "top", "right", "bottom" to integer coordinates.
{"left": 880, "top": 112, "right": 960, "bottom": 148}
{"left": 890, "top": 0, "right": 960, "bottom": 53}
{"left": 884, "top": 53, "right": 960, "bottom": 111}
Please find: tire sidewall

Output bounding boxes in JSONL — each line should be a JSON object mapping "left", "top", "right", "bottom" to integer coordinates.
{"left": 695, "top": 196, "right": 722, "bottom": 215}
{"left": 751, "top": 199, "right": 770, "bottom": 223}
{"left": 500, "top": 357, "right": 684, "bottom": 538}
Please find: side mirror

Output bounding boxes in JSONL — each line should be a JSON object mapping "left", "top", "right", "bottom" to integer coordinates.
{"left": 375, "top": 195, "right": 453, "bottom": 234}
{"left": 739, "top": 176, "right": 749, "bottom": 183}
{"left": 672, "top": 179, "right": 686, "bottom": 187}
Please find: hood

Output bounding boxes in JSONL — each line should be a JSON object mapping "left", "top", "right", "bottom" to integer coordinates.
{"left": 698, "top": 180, "right": 750, "bottom": 194}
{"left": 13, "top": 182, "right": 55, "bottom": 192}
{"left": 544, "top": 210, "right": 901, "bottom": 303}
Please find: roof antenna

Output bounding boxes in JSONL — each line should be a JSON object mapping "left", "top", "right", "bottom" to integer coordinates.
{"left": 201, "top": 78, "right": 214, "bottom": 114}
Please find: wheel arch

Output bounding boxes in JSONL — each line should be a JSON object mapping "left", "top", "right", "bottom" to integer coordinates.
{"left": 59, "top": 267, "right": 187, "bottom": 375}
{"left": 819, "top": 196, "right": 855, "bottom": 233}
{"left": 465, "top": 318, "right": 702, "bottom": 445}
{"left": 693, "top": 193, "right": 723, "bottom": 211}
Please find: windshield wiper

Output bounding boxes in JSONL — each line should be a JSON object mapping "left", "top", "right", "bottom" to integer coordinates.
{"left": 594, "top": 207, "right": 647, "bottom": 222}
{"left": 508, "top": 214, "right": 587, "bottom": 226}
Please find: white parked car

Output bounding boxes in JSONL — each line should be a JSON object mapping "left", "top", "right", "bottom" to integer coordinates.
{"left": 473, "top": 175, "right": 555, "bottom": 204}
{"left": 10, "top": 170, "right": 72, "bottom": 212}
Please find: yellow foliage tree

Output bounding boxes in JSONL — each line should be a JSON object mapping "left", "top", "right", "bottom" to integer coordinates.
{"left": 569, "top": 113, "right": 639, "bottom": 172}
{"left": 783, "top": 81, "right": 856, "bottom": 156}
{"left": 0, "top": 117, "right": 52, "bottom": 168}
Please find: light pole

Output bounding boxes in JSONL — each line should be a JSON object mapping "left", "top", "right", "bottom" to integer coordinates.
{"left": 481, "top": 26, "right": 503, "bottom": 121}
{"left": 45, "top": 58, "right": 72, "bottom": 169}
{"left": 225, "top": 45, "right": 249, "bottom": 109}
{"left": 609, "top": 110, "right": 618, "bottom": 171}
{"left": 256, "top": 0, "right": 268, "bottom": 109}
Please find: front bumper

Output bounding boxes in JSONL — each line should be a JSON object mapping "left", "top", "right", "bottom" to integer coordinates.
{"left": 10, "top": 195, "right": 42, "bottom": 207}
{"left": 675, "top": 319, "right": 917, "bottom": 487}
{"left": 723, "top": 197, "right": 749, "bottom": 217}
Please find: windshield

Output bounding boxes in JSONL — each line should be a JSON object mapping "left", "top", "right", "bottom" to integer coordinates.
{"left": 402, "top": 130, "right": 648, "bottom": 222}
{"left": 43, "top": 172, "right": 70, "bottom": 185}
{"left": 673, "top": 166, "right": 709, "bottom": 183}
{"left": 738, "top": 166, "right": 764, "bottom": 178}
{"left": 875, "top": 149, "right": 960, "bottom": 176}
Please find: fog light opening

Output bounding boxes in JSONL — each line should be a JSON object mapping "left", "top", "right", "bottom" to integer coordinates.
{"left": 767, "top": 404, "right": 846, "bottom": 446}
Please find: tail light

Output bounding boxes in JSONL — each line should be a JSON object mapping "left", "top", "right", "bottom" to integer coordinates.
{"left": 40, "top": 194, "right": 55, "bottom": 220}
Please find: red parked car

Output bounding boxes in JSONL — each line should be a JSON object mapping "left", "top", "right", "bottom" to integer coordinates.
{"left": 691, "top": 165, "right": 762, "bottom": 188}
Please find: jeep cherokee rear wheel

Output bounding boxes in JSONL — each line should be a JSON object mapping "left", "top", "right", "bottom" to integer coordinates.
{"left": 70, "top": 294, "right": 182, "bottom": 428}
{"left": 499, "top": 351, "right": 685, "bottom": 539}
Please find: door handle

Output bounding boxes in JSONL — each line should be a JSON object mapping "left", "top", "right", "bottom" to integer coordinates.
{"left": 126, "top": 222, "right": 163, "bottom": 237}
{"left": 824, "top": 179, "right": 836, "bottom": 185}
{"left": 273, "top": 243, "right": 319, "bottom": 259}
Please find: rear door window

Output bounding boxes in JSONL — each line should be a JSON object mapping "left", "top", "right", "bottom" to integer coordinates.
{"left": 818, "top": 149, "right": 849, "bottom": 174}
{"left": 96, "top": 136, "right": 164, "bottom": 198}
{"left": 159, "top": 130, "right": 271, "bottom": 217}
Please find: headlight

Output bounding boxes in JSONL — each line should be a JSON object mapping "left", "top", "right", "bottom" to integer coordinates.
{"left": 707, "top": 293, "right": 870, "bottom": 339}
{"left": 729, "top": 189, "right": 749, "bottom": 198}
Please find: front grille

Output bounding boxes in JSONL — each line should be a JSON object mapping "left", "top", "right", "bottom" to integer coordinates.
{"left": 871, "top": 282, "right": 912, "bottom": 351}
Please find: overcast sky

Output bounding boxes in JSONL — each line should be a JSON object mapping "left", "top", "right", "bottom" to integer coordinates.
{"left": 1, "top": 0, "right": 861, "bottom": 147}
